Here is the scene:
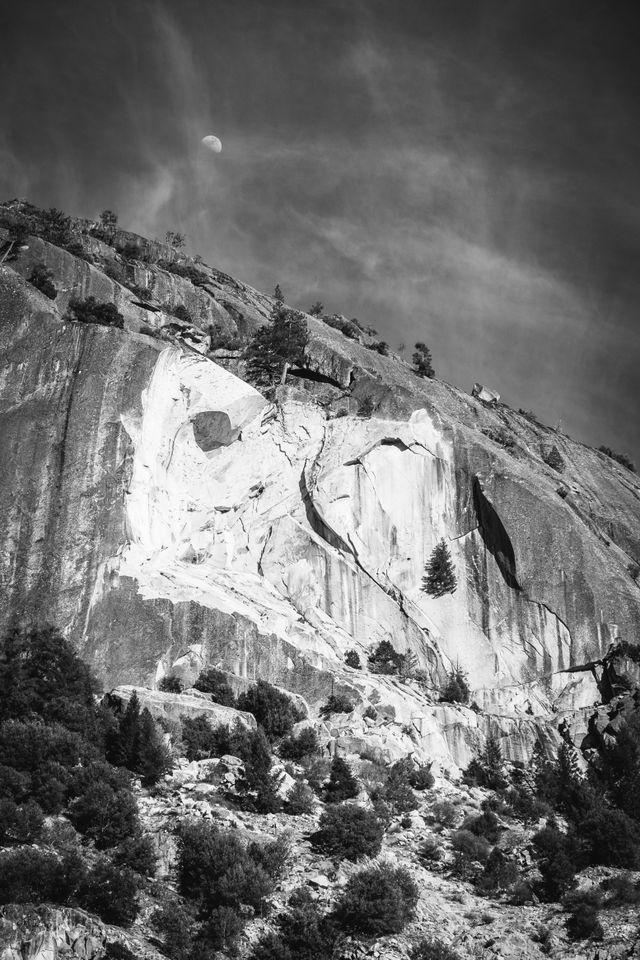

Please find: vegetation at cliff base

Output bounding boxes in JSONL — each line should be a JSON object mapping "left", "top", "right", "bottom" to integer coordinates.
{"left": 65, "top": 295, "right": 124, "bottom": 329}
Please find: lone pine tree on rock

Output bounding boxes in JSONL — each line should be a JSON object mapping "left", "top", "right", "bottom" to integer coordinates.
{"left": 422, "top": 538, "right": 457, "bottom": 597}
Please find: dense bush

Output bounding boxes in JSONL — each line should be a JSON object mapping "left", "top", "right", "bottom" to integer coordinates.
{"left": 159, "top": 260, "right": 208, "bottom": 286}
{"left": 67, "top": 781, "right": 140, "bottom": 849}
{"left": 0, "top": 798, "right": 44, "bottom": 845}
{"left": 192, "top": 668, "right": 236, "bottom": 705}
{"left": 65, "top": 296, "right": 124, "bottom": 329}
{"left": 367, "top": 639, "right": 404, "bottom": 675}
{"left": 250, "top": 888, "right": 336, "bottom": 960}
{"left": 285, "top": 780, "right": 316, "bottom": 815}
{"left": 78, "top": 859, "right": 140, "bottom": 925}
{"left": 542, "top": 445, "right": 565, "bottom": 472}
{"left": 432, "top": 800, "right": 458, "bottom": 827}
{"left": 409, "top": 766, "right": 435, "bottom": 790}
{"left": 177, "top": 821, "right": 282, "bottom": 917}
{"left": 598, "top": 446, "right": 636, "bottom": 473}
{"left": 236, "top": 680, "right": 304, "bottom": 741}
{"left": 531, "top": 821, "right": 579, "bottom": 901}
{"left": 335, "top": 863, "right": 418, "bottom": 935}
{"left": 0, "top": 847, "right": 84, "bottom": 905}
{"left": 279, "top": 727, "right": 319, "bottom": 761}
{"left": 159, "top": 675, "right": 183, "bottom": 693}
{"left": 324, "top": 755, "right": 359, "bottom": 802}
{"left": 180, "top": 715, "right": 225, "bottom": 761}
{"left": 321, "top": 314, "right": 360, "bottom": 339}
{"left": 28, "top": 262, "right": 56, "bottom": 298}
{"left": 461, "top": 809, "right": 500, "bottom": 843}
{"left": 310, "top": 804, "right": 383, "bottom": 861}
{"left": 371, "top": 759, "right": 419, "bottom": 814}
{"left": 476, "top": 848, "right": 520, "bottom": 894}
{"left": 319, "top": 693, "right": 354, "bottom": 718}
{"left": 345, "top": 649, "right": 361, "bottom": 669}
{"left": 358, "top": 395, "right": 375, "bottom": 417}
{"left": 111, "top": 834, "right": 157, "bottom": 876}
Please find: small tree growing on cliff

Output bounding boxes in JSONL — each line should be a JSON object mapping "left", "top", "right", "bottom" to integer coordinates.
{"left": 413, "top": 342, "right": 434, "bottom": 378}
{"left": 244, "top": 299, "right": 308, "bottom": 387}
{"left": 422, "top": 539, "right": 457, "bottom": 597}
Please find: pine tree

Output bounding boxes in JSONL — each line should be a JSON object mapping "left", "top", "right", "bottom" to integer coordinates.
{"left": 442, "top": 663, "right": 470, "bottom": 703}
{"left": 481, "top": 732, "right": 506, "bottom": 790}
{"left": 244, "top": 299, "right": 308, "bottom": 387}
{"left": 413, "top": 342, "right": 434, "bottom": 378}
{"left": 325, "top": 754, "right": 359, "bottom": 802}
{"left": 137, "top": 708, "right": 173, "bottom": 786}
{"left": 422, "top": 539, "right": 457, "bottom": 597}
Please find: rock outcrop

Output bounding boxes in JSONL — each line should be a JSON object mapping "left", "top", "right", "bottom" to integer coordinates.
{"left": 1, "top": 204, "right": 639, "bottom": 773}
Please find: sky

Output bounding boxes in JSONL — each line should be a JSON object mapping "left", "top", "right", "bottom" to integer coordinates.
{"left": 1, "top": 0, "right": 639, "bottom": 463}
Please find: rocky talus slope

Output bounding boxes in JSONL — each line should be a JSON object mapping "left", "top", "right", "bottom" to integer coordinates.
{"left": 1, "top": 202, "right": 640, "bottom": 773}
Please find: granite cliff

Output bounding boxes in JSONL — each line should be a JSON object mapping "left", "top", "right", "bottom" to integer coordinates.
{"left": 1, "top": 200, "right": 640, "bottom": 774}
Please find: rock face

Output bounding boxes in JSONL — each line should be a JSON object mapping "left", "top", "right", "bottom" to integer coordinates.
{"left": 1, "top": 207, "right": 639, "bottom": 772}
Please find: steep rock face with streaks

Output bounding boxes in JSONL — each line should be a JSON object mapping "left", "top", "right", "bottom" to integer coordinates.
{"left": 1, "top": 202, "right": 639, "bottom": 773}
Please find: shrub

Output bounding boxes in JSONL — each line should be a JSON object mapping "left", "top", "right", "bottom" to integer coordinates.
{"left": 324, "top": 755, "right": 359, "bottom": 802}
{"left": 152, "top": 900, "right": 196, "bottom": 960}
{"left": 481, "top": 426, "right": 514, "bottom": 449}
{"left": 79, "top": 859, "right": 140, "bottom": 925}
{"left": 345, "top": 649, "right": 361, "bottom": 669}
{"left": 236, "top": 680, "right": 304, "bottom": 741}
{"left": 300, "top": 756, "right": 331, "bottom": 795}
{"left": 419, "top": 836, "right": 443, "bottom": 863}
{"left": 249, "top": 889, "right": 335, "bottom": 960}
{"left": 67, "top": 781, "right": 140, "bottom": 849}
{"left": 170, "top": 303, "right": 194, "bottom": 324}
{"left": 432, "top": 800, "right": 458, "bottom": 827}
{"left": 130, "top": 284, "right": 153, "bottom": 301}
{"left": 565, "top": 899, "right": 603, "bottom": 941}
{"left": 199, "top": 906, "right": 245, "bottom": 952}
{"left": 542, "top": 444, "right": 565, "bottom": 472}
{"left": 532, "top": 821, "right": 579, "bottom": 901}
{"left": 112, "top": 834, "right": 157, "bottom": 876}
{"left": 0, "top": 847, "right": 84, "bottom": 905}
{"left": 598, "top": 446, "right": 636, "bottom": 473}
{"left": 0, "top": 798, "right": 43, "bottom": 845}
{"left": 319, "top": 693, "right": 354, "bottom": 718}
{"left": 410, "top": 939, "right": 462, "bottom": 960}
{"left": 367, "top": 340, "right": 389, "bottom": 355}
{"left": 422, "top": 539, "right": 457, "bottom": 597}
{"left": 461, "top": 809, "right": 500, "bottom": 843}
{"left": 476, "top": 848, "right": 520, "bottom": 893}
{"left": 208, "top": 322, "right": 242, "bottom": 350}
{"left": 40, "top": 207, "right": 74, "bottom": 247}
{"left": 442, "top": 665, "right": 470, "bottom": 704}
{"left": 601, "top": 872, "right": 640, "bottom": 905}
{"left": 248, "top": 834, "right": 291, "bottom": 879}
{"left": 409, "top": 766, "right": 435, "bottom": 790}
{"left": 371, "top": 759, "right": 418, "bottom": 814}
{"left": 451, "top": 829, "right": 491, "bottom": 863}
{"left": 28, "top": 262, "right": 56, "bottom": 299}
{"left": 308, "top": 301, "right": 324, "bottom": 316}
{"left": 64, "top": 296, "right": 124, "bottom": 329}
{"left": 310, "top": 804, "right": 383, "bottom": 861}
{"left": 577, "top": 807, "right": 640, "bottom": 868}
{"left": 177, "top": 821, "right": 278, "bottom": 915}
{"left": 413, "top": 342, "right": 434, "bottom": 378}
{"left": 165, "top": 231, "right": 186, "bottom": 249}
{"left": 358, "top": 395, "right": 375, "bottom": 417}
{"left": 159, "top": 675, "right": 183, "bottom": 693}
{"left": 321, "top": 314, "right": 360, "bottom": 339}
{"left": 367, "top": 640, "right": 404, "bottom": 675}
{"left": 181, "top": 715, "right": 224, "bottom": 761}
{"left": 193, "top": 667, "right": 236, "bottom": 705}
{"left": 279, "top": 727, "right": 319, "bottom": 761}
{"left": 335, "top": 862, "right": 418, "bottom": 935}
{"left": 159, "top": 260, "right": 208, "bottom": 286}
{"left": 286, "top": 780, "right": 316, "bottom": 815}
{"left": 363, "top": 705, "right": 377, "bottom": 721}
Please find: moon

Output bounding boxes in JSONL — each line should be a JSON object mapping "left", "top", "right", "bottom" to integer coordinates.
{"left": 201, "top": 135, "right": 222, "bottom": 154}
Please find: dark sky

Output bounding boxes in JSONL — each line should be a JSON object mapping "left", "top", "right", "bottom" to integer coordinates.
{"left": 1, "top": 0, "right": 639, "bottom": 463}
